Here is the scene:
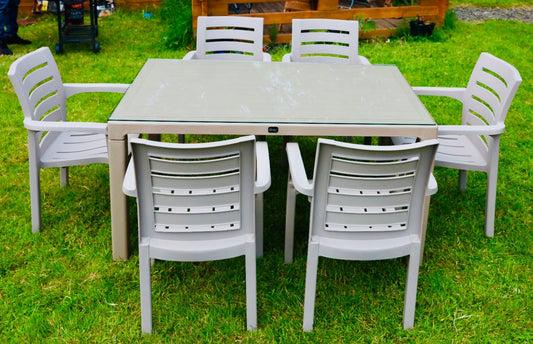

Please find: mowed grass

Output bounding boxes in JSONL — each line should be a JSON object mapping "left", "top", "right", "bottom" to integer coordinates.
{"left": 0, "top": 9, "right": 531, "bottom": 343}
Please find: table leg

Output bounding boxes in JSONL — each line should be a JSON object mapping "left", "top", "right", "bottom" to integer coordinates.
{"left": 108, "top": 137, "right": 129, "bottom": 260}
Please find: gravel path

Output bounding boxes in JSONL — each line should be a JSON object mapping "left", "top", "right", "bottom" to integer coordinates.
{"left": 454, "top": 6, "right": 533, "bottom": 23}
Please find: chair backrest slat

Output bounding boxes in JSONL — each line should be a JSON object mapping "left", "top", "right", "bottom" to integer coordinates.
{"left": 311, "top": 139, "right": 438, "bottom": 238}
{"left": 8, "top": 47, "right": 67, "bottom": 123}
{"left": 290, "top": 19, "right": 360, "bottom": 63}
{"left": 463, "top": 52, "right": 522, "bottom": 126}
{"left": 196, "top": 16, "right": 265, "bottom": 61}
{"left": 132, "top": 136, "right": 256, "bottom": 239}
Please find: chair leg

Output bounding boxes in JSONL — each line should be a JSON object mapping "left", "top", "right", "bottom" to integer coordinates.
{"left": 27, "top": 135, "right": 42, "bottom": 233}
{"left": 245, "top": 241, "right": 257, "bottom": 330}
{"left": 419, "top": 195, "right": 431, "bottom": 266}
{"left": 303, "top": 241, "right": 319, "bottom": 332}
{"left": 403, "top": 247, "right": 421, "bottom": 329}
{"left": 255, "top": 194, "right": 263, "bottom": 257}
{"left": 60, "top": 166, "right": 69, "bottom": 187}
{"left": 458, "top": 170, "right": 467, "bottom": 191}
{"left": 139, "top": 241, "right": 153, "bottom": 334}
{"left": 485, "top": 169, "right": 498, "bottom": 238}
{"left": 284, "top": 177, "right": 296, "bottom": 264}
{"left": 29, "top": 161, "right": 41, "bottom": 233}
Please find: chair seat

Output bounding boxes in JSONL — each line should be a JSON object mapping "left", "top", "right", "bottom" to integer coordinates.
{"left": 147, "top": 234, "right": 255, "bottom": 262}
{"left": 40, "top": 131, "right": 108, "bottom": 168}
{"left": 313, "top": 234, "right": 420, "bottom": 261}
{"left": 435, "top": 134, "right": 487, "bottom": 171}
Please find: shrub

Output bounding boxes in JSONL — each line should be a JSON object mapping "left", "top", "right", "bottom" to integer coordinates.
{"left": 160, "top": 0, "right": 194, "bottom": 49}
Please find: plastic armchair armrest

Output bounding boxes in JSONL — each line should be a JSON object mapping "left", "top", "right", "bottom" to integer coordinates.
{"left": 426, "top": 174, "right": 437, "bottom": 196}
{"left": 254, "top": 141, "right": 271, "bottom": 194}
{"left": 438, "top": 123, "right": 505, "bottom": 136}
{"left": 182, "top": 51, "right": 197, "bottom": 60}
{"left": 281, "top": 53, "right": 292, "bottom": 63}
{"left": 64, "top": 83, "right": 130, "bottom": 97}
{"left": 358, "top": 55, "right": 371, "bottom": 65}
{"left": 262, "top": 53, "right": 272, "bottom": 62}
{"left": 412, "top": 87, "right": 466, "bottom": 102}
{"left": 122, "top": 157, "right": 137, "bottom": 197}
{"left": 23, "top": 119, "right": 107, "bottom": 134}
{"left": 286, "top": 143, "right": 313, "bottom": 196}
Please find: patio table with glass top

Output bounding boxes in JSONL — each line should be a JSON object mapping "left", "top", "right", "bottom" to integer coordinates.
{"left": 107, "top": 58, "right": 437, "bottom": 260}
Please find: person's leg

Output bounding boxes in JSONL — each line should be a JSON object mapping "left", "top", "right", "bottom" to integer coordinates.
{"left": 4, "top": 0, "right": 19, "bottom": 38}
{"left": 0, "top": 0, "right": 10, "bottom": 41}
{"left": 0, "top": 0, "right": 14, "bottom": 54}
{"left": 4, "top": 0, "right": 31, "bottom": 45}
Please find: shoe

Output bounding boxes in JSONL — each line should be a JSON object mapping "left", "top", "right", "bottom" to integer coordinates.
{"left": 4, "top": 35, "right": 32, "bottom": 45}
{"left": 0, "top": 41, "right": 13, "bottom": 55}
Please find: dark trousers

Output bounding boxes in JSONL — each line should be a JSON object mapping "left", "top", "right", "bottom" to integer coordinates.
{"left": 0, "top": 0, "right": 20, "bottom": 40}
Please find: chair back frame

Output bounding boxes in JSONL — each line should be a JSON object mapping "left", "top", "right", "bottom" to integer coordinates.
{"left": 310, "top": 139, "right": 438, "bottom": 242}
{"left": 290, "top": 19, "right": 360, "bottom": 64}
{"left": 131, "top": 136, "right": 257, "bottom": 243}
{"left": 195, "top": 16, "right": 266, "bottom": 61}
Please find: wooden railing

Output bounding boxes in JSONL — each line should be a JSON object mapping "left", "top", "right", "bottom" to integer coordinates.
{"left": 193, "top": 0, "right": 449, "bottom": 42}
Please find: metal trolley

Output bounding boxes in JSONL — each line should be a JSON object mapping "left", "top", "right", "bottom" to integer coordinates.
{"left": 54, "top": 0, "right": 100, "bottom": 53}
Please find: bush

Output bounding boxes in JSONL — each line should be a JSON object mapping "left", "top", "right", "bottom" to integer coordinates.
{"left": 160, "top": 0, "right": 194, "bottom": 49}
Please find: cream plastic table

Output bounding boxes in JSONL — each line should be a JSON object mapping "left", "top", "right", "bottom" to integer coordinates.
{"left": 108, "top": 59, "right": 437, "bottom": 260}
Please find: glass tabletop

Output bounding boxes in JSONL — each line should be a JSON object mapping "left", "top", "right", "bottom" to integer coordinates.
{"left": 109, "top": 59, "right": 435, "bottom": 127}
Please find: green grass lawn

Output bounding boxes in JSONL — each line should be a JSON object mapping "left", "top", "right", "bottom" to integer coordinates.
{"left": 0, "top": 9, "right": 531, "bottom": 343}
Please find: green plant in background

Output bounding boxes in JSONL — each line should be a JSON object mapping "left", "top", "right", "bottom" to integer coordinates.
{"left": 355, "top": 15, "right": 376, "bottom": 32}
{"left": 396, "top": 18, "right": 411, "bottom": 37}
{"left": 393, "top": 0, "right": 418, "bottom": 6}
{"left": 160, "top": 0, "right": 194, "bottom": 49}
{"left": 443, "top": 9, "right": 457, "bottom": 31}
{"left": 266, "top": 24, "right": 279, "bottom": 52}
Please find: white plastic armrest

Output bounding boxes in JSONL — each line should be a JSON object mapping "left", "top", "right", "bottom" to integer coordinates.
{"left": 438, "top": 123, "right": 505, "bottom": 136}
{"left": 23, "top": 119, "right": 107, "bottom": 134}
{"left": 426, "top": 174, "right": 437, "bottom": 196}
{"left": 254, "top": 141, "right": 271, "bottom": 194}
{"left": 262, "top": 53, "right": 272, "bottom": 62}
{"left": 122, "top": 157, "right": 137, "bottom": 197}
{"left": 182, "top": 51, "right": 197, "bottom": 60}
{"left": 412, "top": 87, "right": 466, "bottom": 102}
{"left": 64, "top": 83, "right": 130, "bottom": 97}
{"left": 281, "top": 53, "right": 292, "bottom": 63}
{"left": 358, "top": 55, "right": 371, "bottom": 65}
{"left": 286, "top": 143, "right": 313, "bottom": 196}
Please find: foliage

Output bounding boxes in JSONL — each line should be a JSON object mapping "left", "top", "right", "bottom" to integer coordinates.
{"left": 0, "top": 8, "right": 532, "bottom": 343}
{"left": 160, "top": 0, "right": 194, "bottom": 49}
{"left": 356, "top": 14, "right": 377, "bottom": 32}
{"left": 443, "top": 9, "right": 457, "bottom": 31}
{"left": 393, "top": 0, "right": 418, "bottom": 6}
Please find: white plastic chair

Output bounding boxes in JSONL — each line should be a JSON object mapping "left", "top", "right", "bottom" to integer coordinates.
{"left": 285, "top": 152, "right": 439, "bottom": 266}
{"left": 183, "top": 16, "right": 272, "bottom": 62}
{"left": 285, "top": 138, "right": 439, "bottom": 330}
{"left": 394, "top": 53, "right": 522, "bottom": 237}
{"left": 122, "top": 135, "right": 270, "bottom": 333}
{"left": 281, "top": 19, "right": 370, "bottom": 65}
{"left": 8, "top": 47, "right": 130, "bottom": 233}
